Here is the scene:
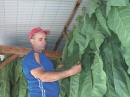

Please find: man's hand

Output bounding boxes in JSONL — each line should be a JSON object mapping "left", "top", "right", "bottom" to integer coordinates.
{"left": 69, "top": 61, "right": 82, "bottom": 75}
{"left": 57, "top": 62, "right": 64, "bottom": 69}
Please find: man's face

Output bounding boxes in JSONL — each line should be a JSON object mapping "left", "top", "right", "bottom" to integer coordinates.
{"left": 30, "top": 31, "right": 47, "bottom": 52}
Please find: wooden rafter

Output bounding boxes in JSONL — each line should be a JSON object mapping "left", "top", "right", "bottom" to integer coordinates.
{"left": 0, "top": 45, "right": 62, "bottom": 60}
{"left": 0, "top": 54, "right": 19, "bottom": 69}
{"left": 53, "top": 0, "right": 82, "bottom": 51}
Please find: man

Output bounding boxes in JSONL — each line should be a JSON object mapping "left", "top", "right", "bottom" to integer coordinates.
{"left": 22, "top": 27, "right": 82, "bottom": 97}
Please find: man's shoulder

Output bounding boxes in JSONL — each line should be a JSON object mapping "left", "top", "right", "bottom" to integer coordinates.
{"left": 23, "top": 50, "right": 34, "bottom": 60}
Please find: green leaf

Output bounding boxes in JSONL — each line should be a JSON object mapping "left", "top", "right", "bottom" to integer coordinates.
{"left": 14, "top": 59, "right": 23, "bottom": 83}
{"left": 57, "top": 47, "right": 80, "bottom": 71}
{"left": 111, "top": 36, "right": 130, "bottom": 97}
{"left": 12, "top": 83, "right": 19, "bottom": 97}
{"left": 73, "top": 26, "right": 86, "bottom": 55}
{"left": 62, "top": 32, "right": 73, "bottom": 60}
{"left": 120, "top": 45, "right": 130, "bottom": 74}
{"left": 78, "top": 54, "right": 92, "bottom": 97}
{"left": 108, "top": 5, "right": 130, "bottom": 49}
{"left": 68, "top": 38, "right": 75, "bottom": 55}
{"left": 0, "top": 66, "right": 10, "bottom": 97}
{"left": 90, "top": 52, "right": 107, "bottom": 97}
{"left": 18, "top": 73, "right": 28, "bottom": 97}
{"left": 69, "top": 74, "right": 80, "bottom": 97}
{"left": 95, "top": 8, "right": 111, "bottom": 35}
{"left": 8, "top": 60, "right": 15, "bottom": 85}
{"left": 100, "top": 38, "right": 118, "bottom": 97}
{"left": 88, "top": 0, "right": 99, "bottom": 17}
{"left": 106, "top": 0, "right": 129, "bottom": 16}
{"left": 93, "top": 21, "right": 105, "bottom": 51}
{"left": 59, "top": 78, "right": 70, "bottom": 97}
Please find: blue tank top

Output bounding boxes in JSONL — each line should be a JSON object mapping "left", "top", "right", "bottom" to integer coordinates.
{"left": 22, "top": 50, "right": 60, "bottom": 97}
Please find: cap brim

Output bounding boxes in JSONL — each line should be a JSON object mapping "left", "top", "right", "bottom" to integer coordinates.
{"left": 43, "top": 30, "right": 50, "bottom": 34}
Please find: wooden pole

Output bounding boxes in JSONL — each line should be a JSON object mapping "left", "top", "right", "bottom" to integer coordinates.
{"left": 53, "top": 0, "right": 82, "bottom": 51}
{"left": 0, "top": 45, "right": 62, "bottom": 60}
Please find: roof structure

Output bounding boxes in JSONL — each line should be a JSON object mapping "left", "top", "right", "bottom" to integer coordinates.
{"left": 0, "top": 0, "right": 90, "bottom": 67}
{"left": 0, "top": 0, "right": 90, "bottom": 52}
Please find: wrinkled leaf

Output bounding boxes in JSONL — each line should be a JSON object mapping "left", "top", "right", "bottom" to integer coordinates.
{"left": 88, "top": 0, "right": 99, "bottom": 17}
{"left": 106, "top": 0, "right": 129, "bottom": 16}
{"left": 93, "top": 21, "right": 105, "bottom": 51}
{"left": 120, "top": 45, "right": 130, "bottom": 74}
{"left": 90, "top": 52, "right": 106, "bottom": 97}
{"left": 69, "top": 74, "right": 80, "bottom": 97}
{"left": 95, "top": 8, "right": 111, "bottom": 35}
{"left": 0, "top": 66, "right": 10, "bottom": 97}
{"left": 108, "top": 5, "right": 130, "bottom": 49}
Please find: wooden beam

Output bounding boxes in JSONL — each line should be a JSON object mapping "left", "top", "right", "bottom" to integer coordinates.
{"left": 53, "top": 0, "right": 82, "bottom": 51}
{"left": 0, "top": 54, "right": 19, "bottom": 69}
{"left": 0, "top": 45, "right": 62, "bottom": 60}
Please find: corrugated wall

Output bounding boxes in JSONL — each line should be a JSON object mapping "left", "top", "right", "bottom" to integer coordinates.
{"left": 0, "top": 0, "right": 89, "bottom": 51}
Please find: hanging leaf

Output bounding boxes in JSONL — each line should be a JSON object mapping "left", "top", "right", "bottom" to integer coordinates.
{"left": 95, "top": 7, "right": 111, "bottom": 35}
{"left": 90, "top": 51, "right": 106, "bottom": 97}
{"left": 120, "top": 45, "right": 130, "bottom": 74}
{"left": 69, "top": 74, "right": 80, "bottom": 97}
{"left": 0, "top": 66, "right": 10, "bottom": 97}
{"left": 111, "top": 37, "right": 130, "bottom": 97}
{"left": 92, "top": 20, "right": 105, "bottom": 51}
{"left": 57, "top": 46, "right": 80, "bottom": 71}
{"left": 73, "top": 26, "right": 86, "bottom": 55}
{"left": 12, "top": 83, "right": 19, "bottom": 97}
{"left": 18, "top": 73, "right": 28, "bottom": 97}
{"left": 106, "top": 0, "right": 129, "bottom": 16}
{"left": 62, "top": 32, "right": 73, "bottom": 61}
{"left": 108, "top": 5, "right": 130, "bottom": 49}
{"left": 100, "top": 38, "right": 118, "bottom": 97}
{"left": 78, "top": 53, "right": 92, "bottom": 97}
{"left": 14, "top": 59, "right": 23, "bottom": 83}
{"left": 88, "top": 0, "right": 99, "bottom": 17}
{"left": 59, "top": 78, "right": 70, "bottom": 97}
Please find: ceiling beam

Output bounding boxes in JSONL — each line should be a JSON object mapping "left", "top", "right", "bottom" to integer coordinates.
{"left": 0, "top": 54, "right": 19, "bottom": 69}
{"left": 0, "top": 45, "right": 62, "bottom": 60}
{"left": 53, "top": 0, "right": 82, "bottom": 51}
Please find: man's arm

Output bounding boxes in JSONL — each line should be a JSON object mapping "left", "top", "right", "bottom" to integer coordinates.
{"left": 30, "top": 63, "right": 82, "bottom": 82}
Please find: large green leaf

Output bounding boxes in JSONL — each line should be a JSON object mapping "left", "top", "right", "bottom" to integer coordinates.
{"left": 59, "top": 78, "right": 70, "bottom": 97}
{"left": 62, "top": 31, "right": 74, "bottom": 60}
{"left": 92, "top": 20, "right": 105, "bottom": 51}
{"left": 74, "top": 12, "right": 94, "bottom": 54}
{"left": 69, "top": 74, "right": 80, "bottom": 97}
{"left": 95, "top": 7, "right": 111, "bottom": 35}
{"left": 90, "top": 52, "right": 106, "bottom": 97}
{"left": 78, "top": 53, "right": 92, "bottom": 97}
{"left": 8, "top": 60, "right": 15, "bottom": 85}
{"left": 73, "top": 26, "right": 86, "bottom": 55}
{"left": 57, "top": 47, "right": 80, "bottom": 71}
{"left": 14, "top": 59, "right": 23, "bottom": 83}
{"left": 111, "top": 37, "right": 130, "bottom": 97}
{"left": 84, "top": 14, "right": 94, "bottom": 47}
{"left": 0, "top": 66, "right": 10, "bottom": 97}
{"left": 106, "top": 0, "right": 129, "bottom": 16}
{"left": 100, "top": 38, "right": 118, "bottom": 97}
{"left": 88, "top": 0, "right": 99, "bottom": 17}
{"left": 120, "top": 45, "right": 130, "bottom": 74}
{"left": 108, "top": 5, "right": 130, "bottom": 49}
{"left": 12, "top": 83, "right": 19, "bottom": 97}
{"left": 18, "top": 73, "right": 28, "bottom": 97}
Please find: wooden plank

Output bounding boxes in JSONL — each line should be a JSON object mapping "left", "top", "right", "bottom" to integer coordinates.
{"left": 0, "top": 54, "right": 19, "bottom": 69}
{"left": 0, "top": 45, "right": 62, "bottom": 60}
{"left": 53, "top": 0, "right": 82, "bottom": 51}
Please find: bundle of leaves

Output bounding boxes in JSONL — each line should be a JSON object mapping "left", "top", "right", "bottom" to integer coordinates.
{"left": 57, "top": 0, "right": 130, "bottom": 97}
{"left": 0, "top": 57, "right": 28, "bottom": 97}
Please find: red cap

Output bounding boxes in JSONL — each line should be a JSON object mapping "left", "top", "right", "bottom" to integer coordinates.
{"left": 29, "top": 27, "right": 50, "bottom": 39}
